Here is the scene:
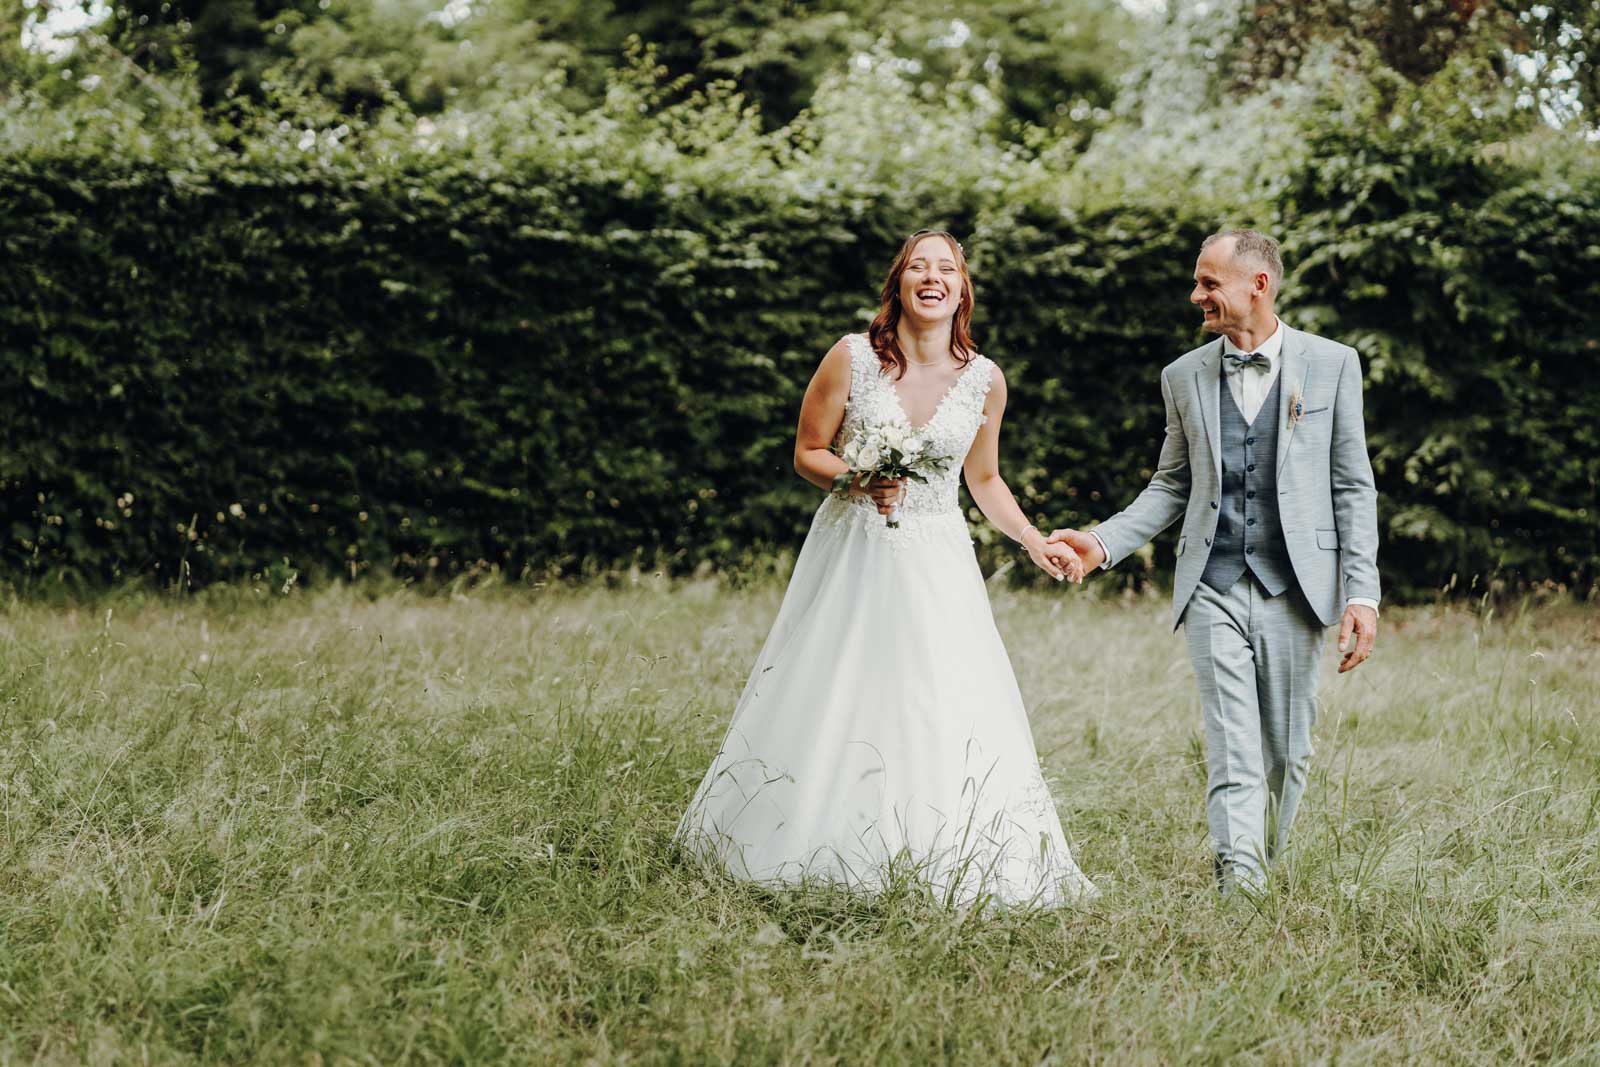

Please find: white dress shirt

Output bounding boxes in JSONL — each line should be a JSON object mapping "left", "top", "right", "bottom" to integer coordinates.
{"left": 1222, "top": 318, "right": 1285, "bottom": 425}
{"left": 1086, "top": 318, "right": 1378, "bottom": 616}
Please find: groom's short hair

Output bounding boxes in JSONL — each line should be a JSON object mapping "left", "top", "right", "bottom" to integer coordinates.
{"left": 1202, "top": 229, "right": 1283, "bottom": 295}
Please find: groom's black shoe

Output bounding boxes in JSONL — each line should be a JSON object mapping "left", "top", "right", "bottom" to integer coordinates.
{"left": 1212, "top": 854, "right": 1230, "bottom": 893}
{"left": 1212, "top": 854, "right": 1267, "bottom": 899}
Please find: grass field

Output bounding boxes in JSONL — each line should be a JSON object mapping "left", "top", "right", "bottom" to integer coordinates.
{"left": 2, "top": 577, "right": 1598, "bottom": 1065}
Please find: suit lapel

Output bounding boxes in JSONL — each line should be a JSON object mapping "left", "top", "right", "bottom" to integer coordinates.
{"left": 1193, "top": 339, "right": 1225, "bottom": 485}
{"left": 1275, "top": 327, "right": 1310, "bottom": 476}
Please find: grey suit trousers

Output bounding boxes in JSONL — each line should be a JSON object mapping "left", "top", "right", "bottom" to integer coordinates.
{"left": 1183, "top": 575, "right": 1327, "bottom": 891}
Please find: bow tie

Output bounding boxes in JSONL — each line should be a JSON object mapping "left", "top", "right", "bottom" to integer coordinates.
{"left": 1223, "top": 350, "right": 1271, "bottom": 375}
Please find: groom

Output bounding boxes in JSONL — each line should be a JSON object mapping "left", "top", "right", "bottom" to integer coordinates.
{"left": 1050, "top": 229, "right": 1380, "bottom": 894}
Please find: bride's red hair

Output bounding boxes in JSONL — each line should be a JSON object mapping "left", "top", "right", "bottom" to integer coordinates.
{"left": 867, "top": 230, "right": 976, "bottom": 380}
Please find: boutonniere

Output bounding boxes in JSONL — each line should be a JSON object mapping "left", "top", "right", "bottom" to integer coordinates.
{"left": 1288, "top": 388, "right": 1304, "bottom": 429}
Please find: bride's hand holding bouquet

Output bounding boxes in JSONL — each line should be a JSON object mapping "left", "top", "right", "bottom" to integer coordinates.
{"left": 830, "top": 421, "right": 951, "bottom": 528}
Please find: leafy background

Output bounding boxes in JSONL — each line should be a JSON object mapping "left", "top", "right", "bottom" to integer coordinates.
{"left": 3, "top": 0, "right": 1598, "bottom": 599}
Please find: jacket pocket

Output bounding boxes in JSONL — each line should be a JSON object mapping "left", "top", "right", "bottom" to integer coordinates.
{"left": 1298, "top": 405, "right": 1330, "bottom": 418}
{"left": 1316, "top": 528, "right": 1340, "bottom": 550}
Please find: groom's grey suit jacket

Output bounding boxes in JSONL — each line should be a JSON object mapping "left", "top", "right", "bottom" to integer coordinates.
{"left": 1093, "top": 325, "right": 1381, "bottom": 630}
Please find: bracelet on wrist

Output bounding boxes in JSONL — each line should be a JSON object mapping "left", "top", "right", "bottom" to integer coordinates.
{"left": 1018, "top": 523, "right": 1038, "bottom": 544}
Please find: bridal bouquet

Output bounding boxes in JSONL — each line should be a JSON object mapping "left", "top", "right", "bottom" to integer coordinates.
{"left": 830, "top": 423, "right": 951, "bottom": 528}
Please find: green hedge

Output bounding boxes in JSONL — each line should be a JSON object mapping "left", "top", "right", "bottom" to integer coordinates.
{"left": 2, "top": 136, "right": 1597, "bottom": 599}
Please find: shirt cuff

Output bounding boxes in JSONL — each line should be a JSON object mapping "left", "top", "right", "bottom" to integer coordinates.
{"left": 1089, "top": 531, "right": 1111, "bottom": 570}
{"left": 1345, "top": 596, "right": 1380, "bottom": 616}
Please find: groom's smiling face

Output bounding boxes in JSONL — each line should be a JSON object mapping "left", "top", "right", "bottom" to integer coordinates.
{"left": 1190, "top": 238, "right": 1267, "bottom": 335}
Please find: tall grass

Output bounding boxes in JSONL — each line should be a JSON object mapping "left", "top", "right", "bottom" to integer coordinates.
{"left": 1, "top": 579, "right": 1597, "bottom": 1064}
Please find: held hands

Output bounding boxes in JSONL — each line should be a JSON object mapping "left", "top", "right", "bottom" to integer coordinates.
{"left": 1044, "top": 528, "right": 1107, "bottom": 573}
{"left": 1338, "top": 604, "right": 1378, "bottom": 673}
{"left": 1023, "top": 527, "right": 1085, "bottom": 583}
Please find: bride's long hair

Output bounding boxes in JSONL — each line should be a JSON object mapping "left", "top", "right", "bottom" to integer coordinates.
{"left": 868, "top": 229, "right": 976, "bottom": 380}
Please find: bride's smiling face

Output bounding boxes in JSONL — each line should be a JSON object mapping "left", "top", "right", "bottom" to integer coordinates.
{"left": 897, "top": 235, "right": 966, "bottom": 325}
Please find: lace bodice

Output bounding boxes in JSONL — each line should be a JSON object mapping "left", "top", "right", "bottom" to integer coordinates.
{"left": 820, "top": 333, "right": 993, "bottom": 539}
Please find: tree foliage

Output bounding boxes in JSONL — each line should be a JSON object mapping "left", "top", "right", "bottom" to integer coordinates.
{"left": 54, "top": 0, "right": 1132, "bottom": 137}
{"left": 4, "top": 0, "right": 1598, "bottom": 598}
{"left": 1, "top": 54, "right": 1596, "bottom": 597}
{"left": 1221, "top": 0, "right": 1600, "bottom": 126}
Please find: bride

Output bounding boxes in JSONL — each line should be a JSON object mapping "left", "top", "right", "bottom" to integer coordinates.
{"left": 676, "top": 230, "right": 1096, "bottom": 908}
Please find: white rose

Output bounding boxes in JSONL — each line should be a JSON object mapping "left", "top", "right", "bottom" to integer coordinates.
{"left": 882, "top": 424, "right": 906, "bottom": 450}
{"left": 841, "top": 440, "right": 861, "bottom": 466}
{"left": 857, "top": 442, "right": 881, "bottom": 469}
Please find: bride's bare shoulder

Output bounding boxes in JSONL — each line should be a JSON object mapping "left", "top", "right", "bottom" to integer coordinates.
{"left": 806, "top": 336, "right": 857, "bottom": 394}
{"left": 981, "top": 355, "right": 1006, "bottom": 391}
{"left": 820, "top": 335, "right": 856, "bottom": 370}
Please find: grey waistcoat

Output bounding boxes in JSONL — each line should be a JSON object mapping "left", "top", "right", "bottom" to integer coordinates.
{"left": 1200, "top": 373, "right": 1295, "bottom": 595}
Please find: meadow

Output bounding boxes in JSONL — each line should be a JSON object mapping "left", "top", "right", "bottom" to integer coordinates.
{"left": 1, "top": 577, "right": 1597, "bottom": 1065}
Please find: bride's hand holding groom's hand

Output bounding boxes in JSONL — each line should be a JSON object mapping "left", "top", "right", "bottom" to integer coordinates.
{"left": 1022, "top": 526, "right": 1084, "bottom": 583}
{"left": 1044, "top": 528, "right": 1107, "bottom": 573}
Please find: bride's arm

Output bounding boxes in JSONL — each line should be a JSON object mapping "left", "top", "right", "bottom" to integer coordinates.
{"left": 964, "top": 364, "right": 1083, "bottom": 582}
{"left": 794, "top": 339, "right": 901, "bottom": 514}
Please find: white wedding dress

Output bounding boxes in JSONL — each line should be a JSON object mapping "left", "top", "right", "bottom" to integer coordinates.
{"left": 676, "top": 333, "right": 1095, "bottom": 908}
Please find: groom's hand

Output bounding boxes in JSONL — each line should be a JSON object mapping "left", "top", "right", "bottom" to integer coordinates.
{"left": 1338, "top": 604, "right": 1378, "bottom": 673}
{"left": 1045, "top": 528, "right": 1106, "bottom": 572}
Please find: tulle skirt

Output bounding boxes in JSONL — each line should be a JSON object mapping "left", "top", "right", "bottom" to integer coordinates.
{"left": 676, "top": 498, "right": 1095, "bottom": 908}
